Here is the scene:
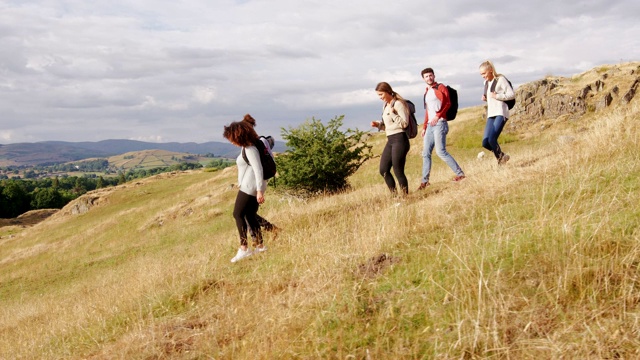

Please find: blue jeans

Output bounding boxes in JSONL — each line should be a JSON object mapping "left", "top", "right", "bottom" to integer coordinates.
{"left": 482, "top": 116, "right": 507, "bottom": 159}
{"left": 421, "top": 120, "right": 464, "bottom": 183}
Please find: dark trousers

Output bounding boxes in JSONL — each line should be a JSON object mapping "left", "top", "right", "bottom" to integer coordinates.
{"left": 247, "top": 213, "right": 275, "bottom": 239}
{"left": 380, "top": 133, "right": 410, "bottom": 194}
{"left": 233, "top": 191, "right": 262, "bottom": 247}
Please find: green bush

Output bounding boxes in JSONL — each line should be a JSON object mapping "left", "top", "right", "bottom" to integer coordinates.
{"left": 276, "top": 116, "right": 372, "bottom": 195}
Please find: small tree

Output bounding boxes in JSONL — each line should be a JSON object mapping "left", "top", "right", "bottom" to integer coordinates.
{"left": 276, "top": 115, "right": 372, "bottom": 194}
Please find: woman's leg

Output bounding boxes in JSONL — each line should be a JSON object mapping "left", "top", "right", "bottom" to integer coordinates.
{"left": 482, "top": 116, "right": 506, "bottom": 159}
{"left": 255, "top": 213, "right": 275, "bottom": 231}
{"left": 233, "top": 191, "right": 260, "bottom": 247}
{"left": 379, "top": 139, "right": 397, "bottom": 192}
{"left": 391, "top": 134, "right": 410, "bottom": 194}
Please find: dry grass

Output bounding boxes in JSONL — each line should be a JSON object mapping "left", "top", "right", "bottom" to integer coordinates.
{"left": 1, "top": 70, "right": 640, "bottom": 359}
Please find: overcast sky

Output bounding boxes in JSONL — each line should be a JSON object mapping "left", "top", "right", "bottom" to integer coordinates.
{"left": 1, "top": 0, "right": 638, "bottom": 144}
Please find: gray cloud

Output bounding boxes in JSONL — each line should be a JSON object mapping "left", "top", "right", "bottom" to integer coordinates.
{"left": 0, "top": 0, "right": 638, "bottom": 144}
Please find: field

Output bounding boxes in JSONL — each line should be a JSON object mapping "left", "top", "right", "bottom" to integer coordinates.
{"left": 1, "top": 64, "right": 640, "bottom": 359}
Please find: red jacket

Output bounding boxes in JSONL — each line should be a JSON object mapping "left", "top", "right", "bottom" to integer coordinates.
{"left": 423, "top": 83, "right": 451, "bottom": 130}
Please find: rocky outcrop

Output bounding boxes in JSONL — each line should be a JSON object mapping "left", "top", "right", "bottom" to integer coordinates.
{"left": 510, "top": 79, "right": 586, "bottom": 123}
{"left": 56, "top": 188, "right": 115, "bottom": 216}
{"left": 622, "top": 79, "right": 639, "bottom": 104}
{"left": 509, "top": 63, "right": 639, "bottom": 129}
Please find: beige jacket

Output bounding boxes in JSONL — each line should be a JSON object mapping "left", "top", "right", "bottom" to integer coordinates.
{"left": 375, "top": 100, "right": 409, "bottom": 136}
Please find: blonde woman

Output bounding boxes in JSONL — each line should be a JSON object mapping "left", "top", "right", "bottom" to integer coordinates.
{"left": 370, "top": 82, "right": 410, "bottom": 195}
{"left": 479, "top": 60, "right": 515, "bottom": 165}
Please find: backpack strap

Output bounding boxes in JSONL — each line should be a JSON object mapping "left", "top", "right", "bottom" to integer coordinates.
{"left": 490, "top": 78, "right": 498, "bottom": 93}
{"left": 241, "top": 147, "right": 250, "bottom": 165}
{"left": 489, "top": 75, "right": 512, "bottom": 93}
{"left": 389, "top": 99, "right": 398, "bottom": 115}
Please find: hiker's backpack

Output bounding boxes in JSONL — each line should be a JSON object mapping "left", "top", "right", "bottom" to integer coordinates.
{"left": 424, "top": 84, "right": 459, "bottom": 121}
{"left": 445, "top": 85, "right": 458, "bottom": 121}
{"left": 242, "top": 138, "right": 277, "bottom": 180}
{"left": 404, "top": 100, "right": 418, "bottom": 139}
{"left": 485, "top": 76, "right": 516, "bottom": 110}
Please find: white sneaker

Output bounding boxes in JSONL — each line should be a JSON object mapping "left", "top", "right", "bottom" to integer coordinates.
{"left": 230, "top": 248, "right": 253, "bottom": 263}
{"left": 254, "top": 245, "right": 267, "bottom": 253}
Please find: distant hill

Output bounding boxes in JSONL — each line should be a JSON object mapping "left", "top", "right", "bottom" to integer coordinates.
{"left": 107, "top": 149, "right": 209, "bottom": 171}
{"left": 0, "top": 139, "right": 286, "bottom": 167}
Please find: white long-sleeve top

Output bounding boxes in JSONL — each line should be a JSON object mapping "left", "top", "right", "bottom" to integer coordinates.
{"left": 484, "top": 76, "right": 515, "bottom": 119}
{"left": 236, "top": 146, "right": 267, "bottom": 196}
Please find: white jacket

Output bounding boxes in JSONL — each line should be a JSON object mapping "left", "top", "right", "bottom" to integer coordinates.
{"left": 236, "top": 146, "right": 267, "bottom": 196}
{"left": 485, "top": 76, "right": 515, "bottom": 119}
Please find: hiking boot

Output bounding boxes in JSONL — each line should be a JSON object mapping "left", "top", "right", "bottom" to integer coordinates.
{"left": 231, "top": 248, "right": 252, "bottom": 263}
{"left": 417, "top": 182, "right": 430, "bottom": 190}
{"left": 452, "top": 175, "right": 466, "bottom": 182}
{"left": 498, "top": 154, "right": 510, "bottom": 165}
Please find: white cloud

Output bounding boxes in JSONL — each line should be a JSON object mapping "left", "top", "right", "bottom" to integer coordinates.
{"left": 130, "top": 135, "right": 164, "bottom": 143}
{"left": 0, "top": 131, "right": 14, "bottom": 142}
{"left": 0, "top": 0, "right": 639, "bottom": 144}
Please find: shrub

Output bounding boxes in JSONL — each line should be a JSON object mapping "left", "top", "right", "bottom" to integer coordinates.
{"left": 276, "top": 116, "right": 372, "bottom": 195}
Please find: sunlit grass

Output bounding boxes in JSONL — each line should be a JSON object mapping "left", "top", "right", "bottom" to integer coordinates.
{"left": 1, "top": 78, "right": 640, "bottom": 358}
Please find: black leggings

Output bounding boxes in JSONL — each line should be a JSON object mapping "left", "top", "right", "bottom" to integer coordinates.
{"left": 233, "top": 191, "right": 262, "bottom": 246}
{"left": 247, "top": 213, "right": 275, "bottom": 239}
{"left": 380, "top": 133, "right": 410, "bottom": 194}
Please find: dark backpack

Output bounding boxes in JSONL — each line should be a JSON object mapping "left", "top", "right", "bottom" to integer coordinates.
{"left": 242, "top": 137, "right": 277, "bottom": 180}
{"left": 424, "top": 84, "right": 458, "bottom": 121}
{"left": 485, "top": 76, "right": 516, "bottom": 110}
{"left": 404, "top": 100, "right": 418, "bottom": 139}
{"left": 445, "top": 85, "right": 458, "bottom": 121}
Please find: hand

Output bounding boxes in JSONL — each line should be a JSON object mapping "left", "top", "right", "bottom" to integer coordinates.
{"left": 257, "top": 191, "right": 265, "bottom": 204}
{"left": 429, "top": 118, "right": 440, "bottom": 126}
{"left": 421, "top": 128, "right": 426, "bottom": 137}
{"left": 370, "top": 121, "right": 379, "bottom": 128}
{"left": 481, "top": 94, "right": 487, "bottom": 102}
{"left": 490, "top": 91, "right": 497, "bottom": 99}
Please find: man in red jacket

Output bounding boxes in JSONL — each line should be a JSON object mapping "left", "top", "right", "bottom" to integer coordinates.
{"left": 418, "top": 67, "right": 465, "bottom": 190}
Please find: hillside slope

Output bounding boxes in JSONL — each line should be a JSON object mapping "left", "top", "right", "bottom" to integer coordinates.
{"left": 1, "top": 62, "right": 639, "bottom": 359}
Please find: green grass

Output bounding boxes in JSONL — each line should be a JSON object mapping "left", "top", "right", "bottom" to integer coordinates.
{"left": 2, "top": 64, "right": 640, "bottom": 358}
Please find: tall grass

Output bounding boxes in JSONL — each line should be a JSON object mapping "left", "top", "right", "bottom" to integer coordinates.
{"left": 1, "top": 98, "right": 639, "bottom": 359}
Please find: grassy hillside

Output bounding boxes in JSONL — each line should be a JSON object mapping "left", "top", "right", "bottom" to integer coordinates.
{"left": 1, "top": 65, "right": 640, "bottom": 359}
{"left": 108, "top": 149, "right": 208, "bottom": 171}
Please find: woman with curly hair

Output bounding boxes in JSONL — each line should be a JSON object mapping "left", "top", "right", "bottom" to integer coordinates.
{"left": 223, "top": 118, "right": 268, "bottom": 263}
